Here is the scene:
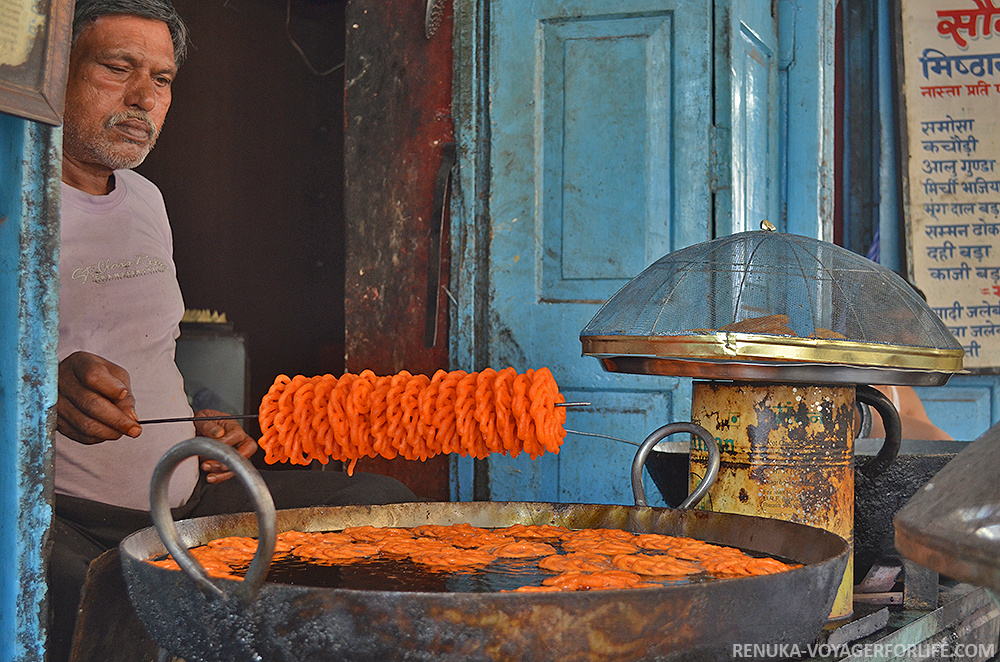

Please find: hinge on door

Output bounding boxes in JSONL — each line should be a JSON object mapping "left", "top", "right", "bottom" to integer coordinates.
{"left": 708, "top": 124, "right": 731, "bottom": 194}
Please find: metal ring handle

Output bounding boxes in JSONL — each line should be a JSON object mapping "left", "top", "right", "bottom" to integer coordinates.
{"left": 631, "top": 422, "right": 720, "bottom": 509}
{"left": 856, "top": 385, "right": 902, "bottom": 478}
{"left": 149, "top": 437, "right": 277, "bottom": 603}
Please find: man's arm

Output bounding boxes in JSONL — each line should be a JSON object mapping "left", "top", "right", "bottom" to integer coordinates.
{"left": 57, "top": 351, "right": 142, "bottom": 444}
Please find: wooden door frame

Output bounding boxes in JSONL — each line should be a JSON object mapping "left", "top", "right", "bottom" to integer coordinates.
{"left": 0, "top": 113, "right": 59, "bottom": 661}
{"left": 450, "top": 0, "right": 488, "bottom": 500}
{"left": 452, "top": 0, "right": 491, "bottom": 376}
{"left": 778, "top": 0, "right": 838, "bottom": 241}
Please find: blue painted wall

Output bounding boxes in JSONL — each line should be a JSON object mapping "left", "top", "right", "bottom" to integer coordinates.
{"left": 0, "top": 112, "right": 59, "bottom": 660}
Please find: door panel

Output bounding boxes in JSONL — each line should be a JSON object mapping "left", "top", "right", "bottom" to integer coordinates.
{"left": 734, "top": 24, "right": 776, "bottom": 230}
{"left": 486, "top": 388, "right": 683, "bottom": 504}
{"left": 541, "top": 13, "right": 674, "bottom": 297}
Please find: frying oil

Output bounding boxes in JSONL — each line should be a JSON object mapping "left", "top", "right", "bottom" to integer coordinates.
{"left": 215, "top": 536, "right": 790, "bottom": 593}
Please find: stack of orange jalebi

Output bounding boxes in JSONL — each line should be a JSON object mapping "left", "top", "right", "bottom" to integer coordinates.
{"left": 258, "top": 367, "right": 566, "bottom": 473}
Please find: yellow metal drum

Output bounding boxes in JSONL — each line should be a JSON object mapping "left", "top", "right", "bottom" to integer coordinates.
{"left": 689, "top": 381, "right": 855, "bottom": 620}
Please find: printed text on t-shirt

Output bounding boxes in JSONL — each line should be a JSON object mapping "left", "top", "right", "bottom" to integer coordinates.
{"left": 72, "top": 254, "right": 169, "bottom": 284}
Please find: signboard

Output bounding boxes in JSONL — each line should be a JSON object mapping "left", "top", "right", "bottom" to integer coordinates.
{"left": 0, "top": 0, "right": 72, "bottom": 125}
{"left": 899, "top": 0, "right": 1000, "bottom": 370}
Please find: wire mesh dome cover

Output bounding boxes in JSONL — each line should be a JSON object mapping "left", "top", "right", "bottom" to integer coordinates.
{"left": 580, "top": 230, "right": 965, "bottom": 386}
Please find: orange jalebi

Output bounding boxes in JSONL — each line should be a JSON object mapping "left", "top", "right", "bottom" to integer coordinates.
{"left": 151, "top": 524, "right": 803, "bottom": 590}
{"left": 258, "top": 368, "right": 567, "bottom": 473}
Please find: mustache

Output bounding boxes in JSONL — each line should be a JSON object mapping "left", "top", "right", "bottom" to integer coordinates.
{"left": 105, "top": 111, "right": 158, "bottom": 138}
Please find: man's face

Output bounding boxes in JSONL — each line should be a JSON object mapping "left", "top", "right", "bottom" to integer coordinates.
{"left": 63, "top": 14, "right": 176, "bottom": 173}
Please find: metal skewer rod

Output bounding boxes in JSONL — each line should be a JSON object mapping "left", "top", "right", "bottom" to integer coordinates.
{"left": 137, "top": 414, "right": 258, "bottom": 425}
{"left": 140, "top": 403, "right": 591, "bottom": 425}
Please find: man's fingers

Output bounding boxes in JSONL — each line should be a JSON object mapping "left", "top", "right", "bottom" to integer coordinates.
{"left": 56, "top": 416, "right": 106, "bottom": 445}
{"left": 235, "top": 437, "right": 258, "bottom": 460}
{"left": 73, "top": 362, "right": 131, "bottom": 402}
{"left": 113, "top": 392, "right": 138, "bottom": 421}
{"left": 60, "top": 385, "right": 142, "bottom": 437}
{"left": 56, "top": 352, "right": 141, "bottom": 444}
{"left": 193, "top": 410, "right": 259, "bottom": 484}
{"left": 206, "top": 470, "right": 234, "bottom": 484}
{"left": 200, "top": 438, "right": 258, "bottom": 484}
{"left": 56, "top": 397, "right": 131, "bottom": 444}
{"left": 200, "top": 441, "right": 257, "bottom": 474}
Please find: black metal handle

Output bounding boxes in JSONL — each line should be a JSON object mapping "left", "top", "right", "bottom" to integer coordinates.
{"left": 631, "top": 422, "right": 720, "bottom": 508}
{"left": 149, "top": 437, "right": 277, "bottom": 603}
{"left": 856, "top": 385, "right": 901, "bottom": 478}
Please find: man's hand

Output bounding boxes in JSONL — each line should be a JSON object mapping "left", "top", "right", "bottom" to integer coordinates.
{"left": 57, "top": 351, "right": 142, "bottom": 444}
{"left": 194, "top": 410, "right": 258, "bottom": 484}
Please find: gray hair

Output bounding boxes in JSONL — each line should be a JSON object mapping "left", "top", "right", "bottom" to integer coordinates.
{"left": 72, "top": 0, "right": 190, "bottom": 67}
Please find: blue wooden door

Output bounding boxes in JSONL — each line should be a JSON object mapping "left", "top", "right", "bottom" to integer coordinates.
{"left": 452, "top": 0, "right": 780, "bottom": 505}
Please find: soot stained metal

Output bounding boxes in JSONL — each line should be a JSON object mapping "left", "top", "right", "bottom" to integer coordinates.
{"left": 122, "top": 437, "right": 850, "bottom": 662}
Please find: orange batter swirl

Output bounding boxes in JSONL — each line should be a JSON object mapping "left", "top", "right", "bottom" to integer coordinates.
{"left": 538, "top": 552, "right": 614, "bottom": 573}
{"left": 488, "top": 541, "right": 557, "bottom": 558}
{"left": 295, "top": 542, "right": 382, "bottom": 564}
{"left": 503, "top": 524, "right": 569, "bottom": 540}
{"left": 410, "top": 546, "right": 496, "bottom": 570}
{"left": 561, "top": 538, "right": 639, "bottom": 555}
{"left": 611, "top": 553, "right": 703, "bottom": 577}
{"left": 541, "top": 570, "right": 654, "bottom": 591}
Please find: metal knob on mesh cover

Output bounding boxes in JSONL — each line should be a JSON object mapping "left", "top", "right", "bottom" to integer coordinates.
{"left": 580, "top": 231, "right": 964, "bottom": 386}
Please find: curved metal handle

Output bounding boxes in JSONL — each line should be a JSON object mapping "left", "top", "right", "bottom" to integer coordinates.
{"left": 856, "top": 385, "right": 902, "bottom": 478}
{"left": 149, "top": 437, "right": 277, "bottom": 603}
{"left": 856, "top": 400, "right": 873, "bottom": 440}
{"left": 631, "top": 422, "right": 720, "bottom": 509}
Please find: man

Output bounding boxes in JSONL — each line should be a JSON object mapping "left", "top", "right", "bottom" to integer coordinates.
{"left": 51, "top": 2, "right": 415, "bottom": 659}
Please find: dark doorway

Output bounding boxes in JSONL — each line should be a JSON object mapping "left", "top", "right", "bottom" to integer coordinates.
{"left": 136, "top": 0, "right": 453, "bottom": 499}
{"left": 137, "top": 0, "right": 349, "bottom": 436}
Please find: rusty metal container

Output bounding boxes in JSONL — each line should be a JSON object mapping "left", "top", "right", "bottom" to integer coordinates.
{"left": 688, "top": 381, "right": 856, "bottom": 618}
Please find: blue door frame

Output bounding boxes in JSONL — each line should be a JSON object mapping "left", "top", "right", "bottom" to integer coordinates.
{"left": 0, "top": 112, "right": 59, "bottom": 661}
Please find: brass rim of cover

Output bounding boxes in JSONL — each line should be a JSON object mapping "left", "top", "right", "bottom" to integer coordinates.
{"left": 580, "top": 332, "right": 966, "bottom": 373}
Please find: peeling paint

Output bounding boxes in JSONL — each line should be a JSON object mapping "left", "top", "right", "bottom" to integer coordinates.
{"left": 1, "top": 113, "right": 59, "bottom": 661}
{"left": 689, "top": 382, "right": 856, "bottom": 619}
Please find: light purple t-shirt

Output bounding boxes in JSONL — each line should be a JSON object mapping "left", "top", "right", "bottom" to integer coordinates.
{"left": 57, "top": 169, "right": 198, "bottom": 510}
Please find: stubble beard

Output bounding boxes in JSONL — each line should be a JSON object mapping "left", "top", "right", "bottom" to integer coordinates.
{"left": 64, "top": 111, "right": 161, "bottom": 171}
